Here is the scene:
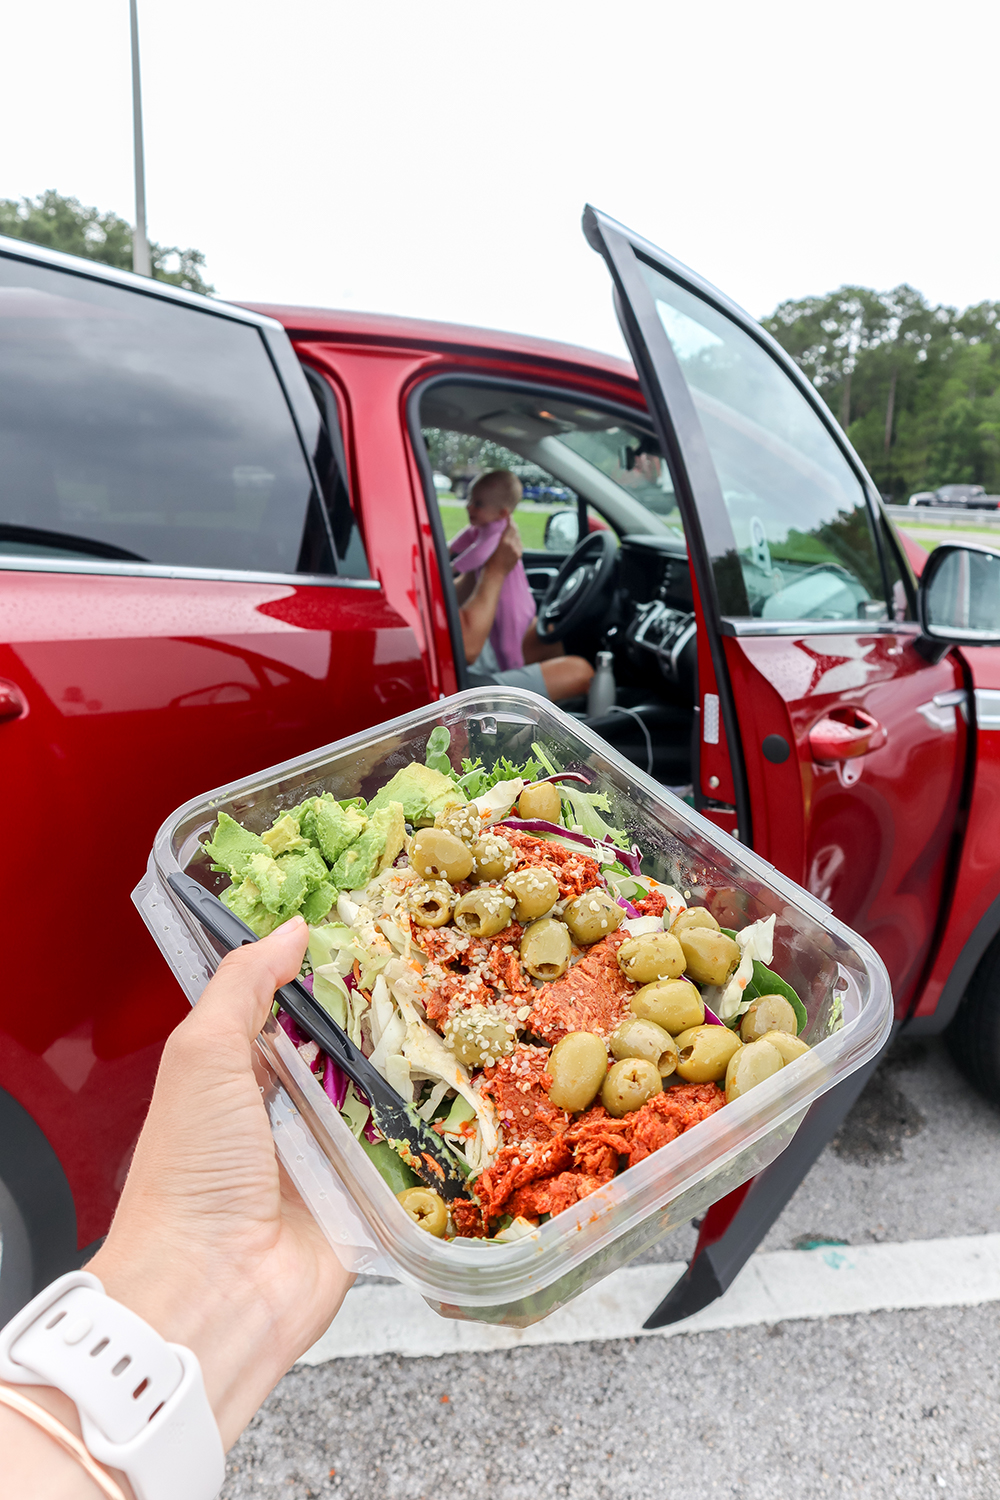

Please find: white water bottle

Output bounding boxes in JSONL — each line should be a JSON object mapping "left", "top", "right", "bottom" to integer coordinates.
{"left": 588, "top": 651, "right": 616, "bottom": 718}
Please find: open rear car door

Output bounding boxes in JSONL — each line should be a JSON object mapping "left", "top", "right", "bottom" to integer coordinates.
{"left": 584, "top": 208, "right": 969, "bottom": 1325}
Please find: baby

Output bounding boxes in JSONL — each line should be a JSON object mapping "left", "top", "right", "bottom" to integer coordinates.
{"left": 449, "top": 470, "right": 537, "bottom": 671}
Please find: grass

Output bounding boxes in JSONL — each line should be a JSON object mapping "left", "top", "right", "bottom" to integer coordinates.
{"left": 437, "top": 501, "right": 564, "bottom": 552}
{"left": 895, "top": 520, "right": 1000, "bottom": 551}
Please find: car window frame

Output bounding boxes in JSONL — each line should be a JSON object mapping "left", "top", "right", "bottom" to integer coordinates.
{"left": 0, "top": 237, "right": 377, "bottom": 593}
{"left": 405, "top": 369, "right": 671, "bottom": 686}
{"left": 582, "top": 209, "right": 902, "bottom": 640}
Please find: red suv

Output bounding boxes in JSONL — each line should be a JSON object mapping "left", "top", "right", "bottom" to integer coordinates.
{"left": 2, "top": 208, "right": 998, "bottom": 1326}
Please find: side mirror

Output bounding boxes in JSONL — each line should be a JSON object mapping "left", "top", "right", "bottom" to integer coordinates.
{"left": 918, "top": 542, "right": 1000, "bottom": 645}
{"left": 544, "top": 509, "right": 581, "bottom": 552}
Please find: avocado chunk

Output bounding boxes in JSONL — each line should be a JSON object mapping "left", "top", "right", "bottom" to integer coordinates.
{"left": 202, "top": 811, "right": 268, "bottom": 880}
{"left": 261, "top": 812, "right": 306, "bottom": 857}
{"left": 367, "top": 762, "right": 465, "bottom": 827}
{"left": 331, "top": 801, "right": 405, "bottom": 889}
{"left": 303, "top": 794, "right": 367, "bottom": 864}
{"left": 221, "top": 876, "right": 282, "bottom": 937}
{"left": 301, "top": 880, "right": 338, "bottom": 924}
{"left": 245, "top": 851, "right": 288, "bottom": 914}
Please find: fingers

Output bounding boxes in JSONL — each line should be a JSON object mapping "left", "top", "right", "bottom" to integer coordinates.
{"left": 194, "top": 916, "right": 310, "bottom": 1042}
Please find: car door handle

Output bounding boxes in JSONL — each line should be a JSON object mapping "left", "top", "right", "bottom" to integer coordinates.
{"left": 808, "top": 706, "right": 887, "bottom": 763}
{"left": 0, "top": 680, "right": 27, "bottom": 725}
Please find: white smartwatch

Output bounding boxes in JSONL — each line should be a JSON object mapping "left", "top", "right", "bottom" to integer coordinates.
{"left": 0, "top": 1271, "right": 225, "bottom": 1500}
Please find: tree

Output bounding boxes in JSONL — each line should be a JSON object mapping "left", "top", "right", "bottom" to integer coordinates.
{"left": 0, "top": 189, "right": 214, "bottom": 296}
{"left": 763, "top": 284, "right": 1000, "bottom": 500}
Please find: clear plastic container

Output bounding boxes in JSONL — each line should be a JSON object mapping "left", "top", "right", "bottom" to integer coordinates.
{"left": 133, "top": 688, "right": 892, "bottom": 1328}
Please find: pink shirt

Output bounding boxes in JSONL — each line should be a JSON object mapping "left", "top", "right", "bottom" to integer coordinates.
{"left": 449, "top": 519, "right": 537, "bottom": 671}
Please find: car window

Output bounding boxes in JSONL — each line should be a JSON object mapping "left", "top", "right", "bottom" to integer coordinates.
{"left": 639, "top": 261, "right": 888, "bottom": 622}
{"left": 302, "top": 366, "right": 370, "bottom": 578}
{"left": 0, "top": 257, "right": 329, "bottom": 575}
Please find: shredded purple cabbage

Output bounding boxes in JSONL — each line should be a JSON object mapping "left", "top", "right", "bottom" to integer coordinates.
{"left": 276, "top": 1009, "right": 308, "bottom": 1047}
{"left": 703, "top": 1002, "right": 725, "bottom": 1027}
{"left": 323, "top": 1055, "right": 349, "bottom": 1110}
{"left": 299, "top": 973, "right": 315, "bottom": 995}
{"left": 616, "top": 896, "right": 641, "bottom": 919}
{"left": 533, "top": 771, "right": 591, "bottom": 787}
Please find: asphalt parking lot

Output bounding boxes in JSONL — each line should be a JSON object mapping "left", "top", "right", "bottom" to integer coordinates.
{"left": 221, "top": 1037, "right": 1000, "bottom": 1500}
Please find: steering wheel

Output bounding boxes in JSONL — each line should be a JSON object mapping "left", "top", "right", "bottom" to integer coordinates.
{"left": 536, "top": 529, "right": 618, "bottom": 642}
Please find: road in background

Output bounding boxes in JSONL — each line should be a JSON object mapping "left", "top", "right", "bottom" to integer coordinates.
{"left": 221, "top": 1038, "right": 1000, "bottom": 1499}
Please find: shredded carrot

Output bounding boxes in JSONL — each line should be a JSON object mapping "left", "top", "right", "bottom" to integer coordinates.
{"left": 353, "top": 959, "right": 362, "bottom": 985}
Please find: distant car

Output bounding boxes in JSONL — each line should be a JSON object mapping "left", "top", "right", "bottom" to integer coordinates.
{"left": 521, "top": 479, "right": 575, "bottom": 503}
{"left": 432, "top": 472, "right": 452, "bottom": 493}
{"left": 908, "top": 485, "right": 995, "bottom": 509}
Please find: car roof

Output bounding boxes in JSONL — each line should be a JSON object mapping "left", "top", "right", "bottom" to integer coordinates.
{"left": 240, "top": 303, "right": 638, "bottom": 382}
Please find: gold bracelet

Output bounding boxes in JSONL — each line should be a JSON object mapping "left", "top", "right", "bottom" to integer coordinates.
{"left": 0, "top": 1384, "right": 128, "bottom": 1500}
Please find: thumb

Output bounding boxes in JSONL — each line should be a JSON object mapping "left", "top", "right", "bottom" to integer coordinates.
{"left": 193, "top": 915, "right": 310, "bottom": 1043}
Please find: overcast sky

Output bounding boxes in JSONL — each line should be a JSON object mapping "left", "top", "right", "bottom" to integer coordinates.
{"left": 3, "top": 0, "right": 997, "bottom": 358}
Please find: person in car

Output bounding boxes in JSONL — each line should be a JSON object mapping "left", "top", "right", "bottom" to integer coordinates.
{"left": 450, "top": 468, "right": 593, "bottom": 701}
{"left": 1, "top": 917, "right": 352, "bottom": 1498}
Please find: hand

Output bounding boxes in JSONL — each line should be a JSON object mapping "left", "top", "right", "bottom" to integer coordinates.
{"left": 87, "top": 916, "right": 352, "bottom": 1449}
{"left": 488, "top": 520, "right": 523, "bottom": 576}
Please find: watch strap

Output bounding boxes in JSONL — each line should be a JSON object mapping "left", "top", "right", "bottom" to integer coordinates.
{"left": 0, "top": 1271, "right": 225, "bottom": 1500}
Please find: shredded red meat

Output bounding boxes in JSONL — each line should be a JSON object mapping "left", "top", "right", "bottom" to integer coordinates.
{"left": 503, "top": 830, "right": 602, "bottom": 899}
{"left": 463, "top": 1082, "right": 726, "bottom": 1231}
{"left": 450, "top": 1198, "right": 486, "bottom": 1238}
{"left": 526, "top": 930, "right": 634, "bottom": 1044}
{"left": 480, "top": 1045, "right": 569, "bottom": 1147}
{"left": 634, "top": 888, "right": 667, "bottom": 918}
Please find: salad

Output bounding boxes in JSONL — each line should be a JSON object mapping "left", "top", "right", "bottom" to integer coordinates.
{"left": 201, "top": 729, "right": 816, "bottom": 1242}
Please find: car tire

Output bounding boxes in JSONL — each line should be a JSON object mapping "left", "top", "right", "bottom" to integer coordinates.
{"left": 946, "top": 934, "right": 1000, "bottom": 1104}
{"left": 0, "top": 1089, "right": 79, "bottom": 1322}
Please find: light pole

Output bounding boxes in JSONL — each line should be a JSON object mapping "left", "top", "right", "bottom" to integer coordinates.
{"left": 129, "top": 0, "right": 151, "bottom": 276}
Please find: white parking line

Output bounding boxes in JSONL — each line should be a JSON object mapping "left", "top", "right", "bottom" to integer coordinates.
{"left": 299, "top": 1232, "right": 1000, "bottom": 1363}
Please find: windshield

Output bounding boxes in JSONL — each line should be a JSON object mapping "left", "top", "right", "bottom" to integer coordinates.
{"left": 553, "top": 427, "right": 683, "bottom": 532}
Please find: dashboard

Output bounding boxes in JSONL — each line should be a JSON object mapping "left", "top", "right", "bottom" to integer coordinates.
{"left": 616, "top": 534, "right": 697, "bottom": 700}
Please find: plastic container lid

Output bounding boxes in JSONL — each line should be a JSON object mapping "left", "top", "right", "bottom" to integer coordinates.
{"left": 134, "top": 688, "right": 892, "bottom": 1327}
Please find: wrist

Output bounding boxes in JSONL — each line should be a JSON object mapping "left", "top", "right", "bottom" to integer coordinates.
{"left": 0, "top": 1380, "right": 135, "bottom": 1499}
{"left": 86, "top": 1241, "right": 290, "bottom": 1450}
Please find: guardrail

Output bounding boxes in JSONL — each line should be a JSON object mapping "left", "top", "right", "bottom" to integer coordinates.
{"left": 886, "top": 505, "right": 1000, "bottom": 529}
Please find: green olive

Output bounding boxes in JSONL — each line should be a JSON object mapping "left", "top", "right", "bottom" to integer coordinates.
{"left": 504, "top": 866, "right": 559, "bottom": 922}
{"left": 408, "top": 879, "right": 454, "bottom": 928}
{"left": 520, "top": 917, "right": 572, "bottom": 980}
{"left": 670, "top": 906, "right": 720, "bottom": 937}
{"left": 471, "top": 833, "right": 517, "bottom": 881}
{"left": 617, "top": 932, "right": 686, "bottom": 985}
{"left": 443, "top": 1005, "right": 516, "bottom": 1067}
{"left": 517, "top": 782, "right": 562, "bottom": 822}
{"left": 679, "top": 928, "right": 741, "bottom": 986}
{"left": 453, "top": 886, "right": 516, "bottom": 938}
{"left": 409, "top": 827, "right": 474, "bottom": 884}
{"left": 740, "top": 994, "right": 799, "bottom": 1041}
{"left": 610, "top": 1017, "right": 678, "bottom": 1078}
{"left": 546, "top": 1031, "right": 608, "bottom": 1112}
{"left": 725, "top": 1037, "right": 784, "bottom": 1102}
{"left": 563, "top": 888, "right": 624, "bottom": 946}
{"left": 674, "top": 1024, "right": 742, "bottom": 1083}
{"left": 397, "top": 1186, "right": 448, "bottom": 1237}
{"left": 434, "top": 803, "right": 481, "bottom": 845}
{"left": 630, "top": 978, "right": 704, "bottom": 1036}
{"left": 760, "top": 1029, "right": 811, "bottom": 1065}
{"left": 601, "top": 1057, "right": 663, "bottom": 1117}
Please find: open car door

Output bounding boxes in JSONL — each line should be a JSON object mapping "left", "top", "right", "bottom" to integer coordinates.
{"left": 584, "top": 208, "right": 969, "bottom": 1325}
